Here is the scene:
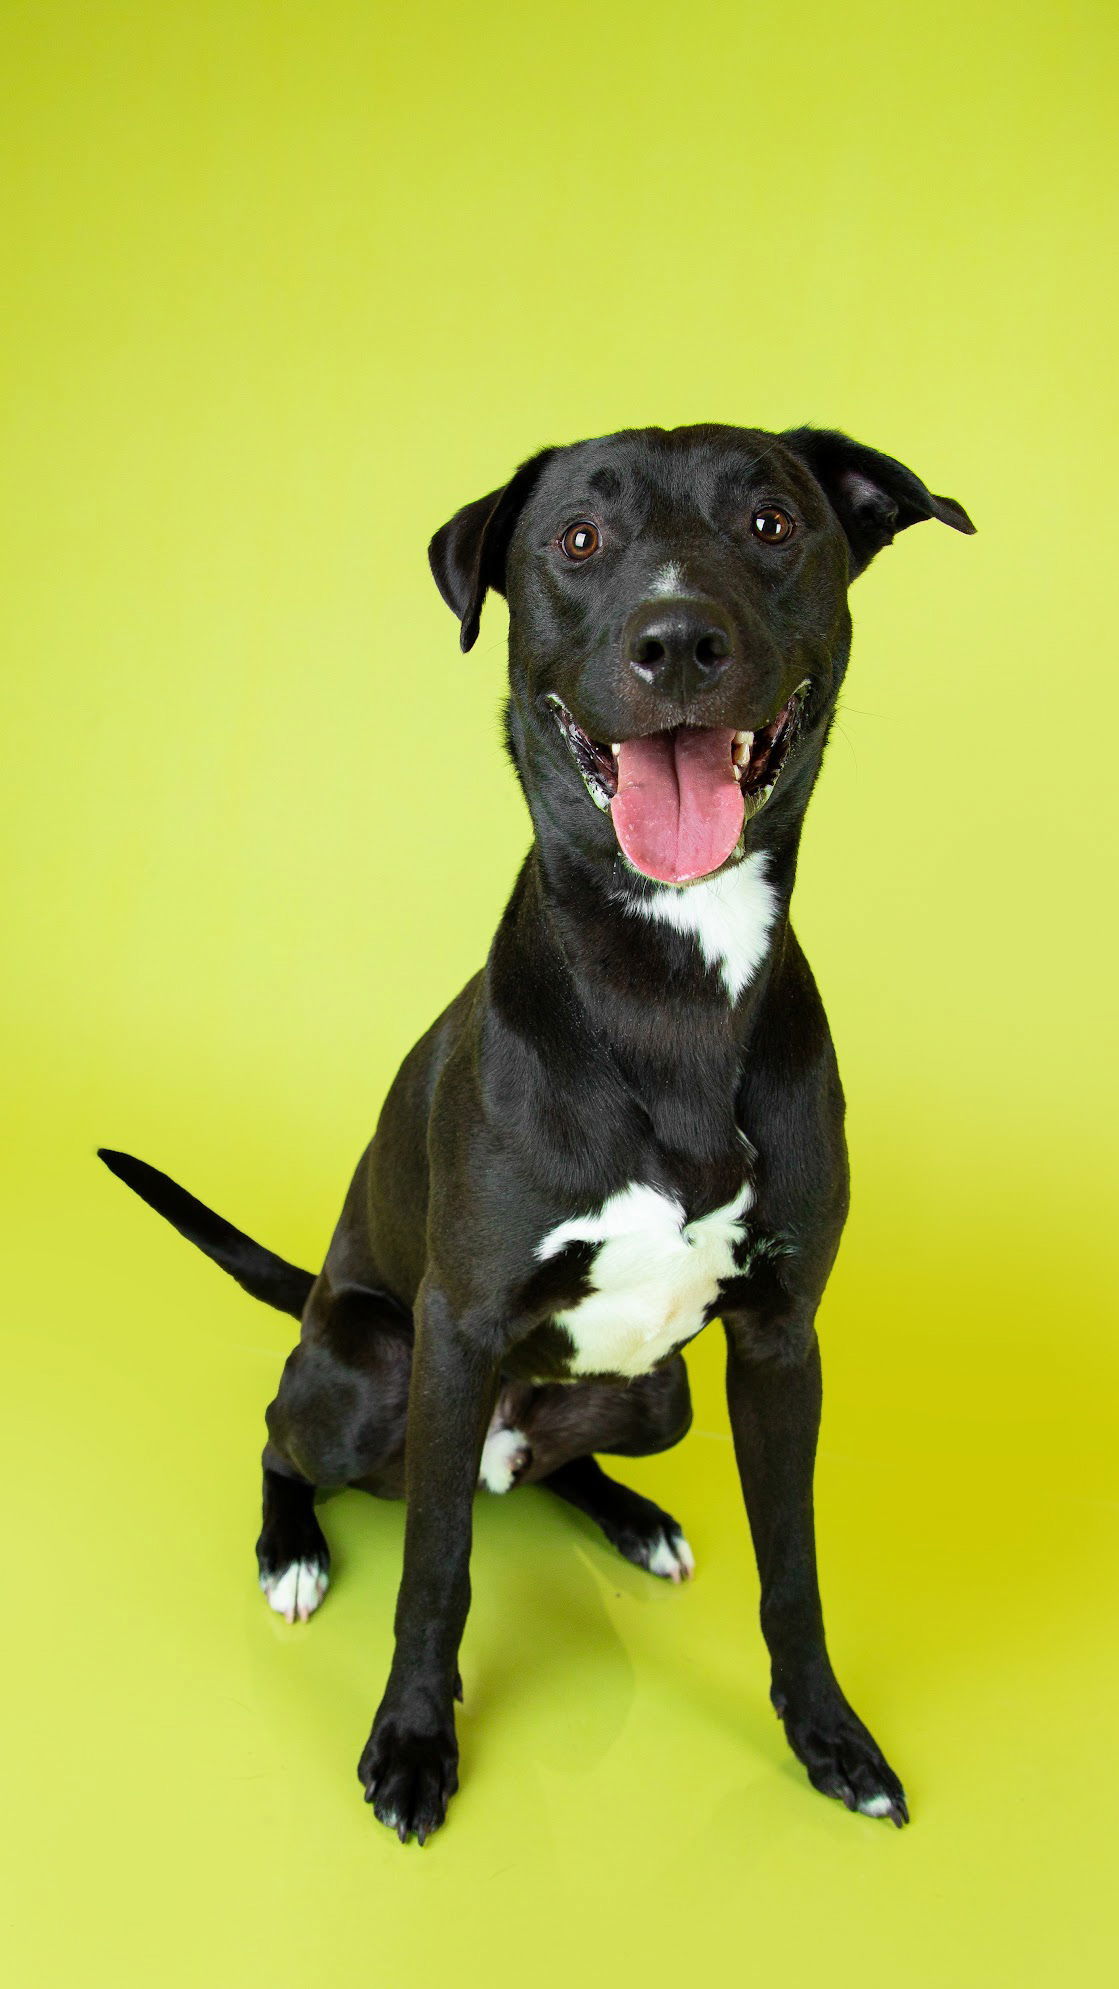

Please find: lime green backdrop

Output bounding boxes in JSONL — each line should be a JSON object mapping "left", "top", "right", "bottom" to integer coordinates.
{"left": 3, "top": 3, "right": 1116, "bottom": 1983}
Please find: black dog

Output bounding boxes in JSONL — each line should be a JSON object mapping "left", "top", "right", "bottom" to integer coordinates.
{"left": 101, "top": 422, "right": 973, "bottom": 1844}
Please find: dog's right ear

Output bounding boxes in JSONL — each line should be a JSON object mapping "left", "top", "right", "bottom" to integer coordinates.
{"left": 428, "top": 449, "right": 556, "bottom": 652}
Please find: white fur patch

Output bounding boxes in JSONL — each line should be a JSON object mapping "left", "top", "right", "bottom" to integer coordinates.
{"left": 649, "top": 561, "right": 685, "bottom": 595}
{"left": 537, "top": 1178, "right": 753, "bottom": 1377}
{"left": 857, "top": 1793, "right": 896, "bottom": 1818}
{"left": 479, "top": 1425, "right": 529, "bottom": 1494}
{"left": 645, "top": 1529, "right": 696, "bottom": 1582}
{"left": 260, "top": 1559, "right": 329, "bottom": 1623}
{"left": 625, "top": 847, "right": 779, "bottom": 1001}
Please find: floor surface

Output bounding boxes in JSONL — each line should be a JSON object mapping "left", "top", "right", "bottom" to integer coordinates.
{"left": 7, "top": 1148, "right": 1116, "bottom": 1987}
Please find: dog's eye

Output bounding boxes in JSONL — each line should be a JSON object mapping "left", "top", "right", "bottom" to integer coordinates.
{"left": 560, "top": 521, "right": 601, "bottom": 561}
{"left": 752, "top": 507, "right": 796, "bottom": 545}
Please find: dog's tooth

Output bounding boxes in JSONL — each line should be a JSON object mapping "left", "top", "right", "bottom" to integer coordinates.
{"left": 610, "top": 743, "right": 621, "bottom": 756}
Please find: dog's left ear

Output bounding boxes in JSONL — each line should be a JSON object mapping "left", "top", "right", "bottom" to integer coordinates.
{"left": 429, "top": 448, "right": 557, "bottom": 651}
{"left": 781, "top": 427, "right": 976, "bottom": 580}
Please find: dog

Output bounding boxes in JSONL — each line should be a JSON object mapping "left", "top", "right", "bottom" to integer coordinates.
{"left": 101, "top": 422, "right": 974, "bottom": 1844}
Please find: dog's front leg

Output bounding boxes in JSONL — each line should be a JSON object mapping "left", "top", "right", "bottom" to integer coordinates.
{"left": 724, "top": 1306, "right": 908, "bottom": 1826}
{"left": 358, "top": 1284, "right": 498, "bottom": 1844}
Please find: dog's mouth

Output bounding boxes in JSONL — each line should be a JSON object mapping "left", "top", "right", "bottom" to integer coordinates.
{"left": 546, "top": 682, "right": 810, "bottom": 886}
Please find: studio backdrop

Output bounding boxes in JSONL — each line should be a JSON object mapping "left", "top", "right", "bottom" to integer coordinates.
{"left": 3, "top": 4, "right": 1116, "bottom": 1985}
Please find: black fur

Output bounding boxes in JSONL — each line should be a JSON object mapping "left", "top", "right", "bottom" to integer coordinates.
{"left": 97, "top": 1148, "right": 314, "bottom": 1316}
{"left": 102, "top": 422, "right": 973, "bottom": 1844}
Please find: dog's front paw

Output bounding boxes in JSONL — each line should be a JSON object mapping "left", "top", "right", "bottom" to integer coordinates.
{"left": 358, "top": 1714, "right": 459, "bottom": 1845}
{"left": 773, "top": 1680, "right": 908, "bottom": 1827}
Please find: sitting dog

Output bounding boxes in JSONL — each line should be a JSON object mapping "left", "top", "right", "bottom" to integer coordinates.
{"left": 101, "top": 422, "right": 974, "bottom": 1843}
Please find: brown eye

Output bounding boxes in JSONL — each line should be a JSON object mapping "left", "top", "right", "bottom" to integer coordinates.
{"left": 752, "top": 507, "right": 796, "bottom": 545}
{"left": 560, "top": 521, "right": 600, "bottom": 561}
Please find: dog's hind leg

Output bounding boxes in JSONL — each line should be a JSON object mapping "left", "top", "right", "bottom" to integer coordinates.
{"left": 543, "top": 1456, "right": 696, "bottom": 1582}
{"left": 256, "top": 1277, "right": 414, "bottom": 1620}
{"left": 520, "top": 1357, "right": 697, "bottom": 1581}
{"left": 257, "top": 1448, "right": 331, "bottom": 1622}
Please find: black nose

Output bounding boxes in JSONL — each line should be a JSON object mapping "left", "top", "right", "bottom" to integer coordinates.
{"left": 625, "top": 599, "right": 734, "bottom": 701}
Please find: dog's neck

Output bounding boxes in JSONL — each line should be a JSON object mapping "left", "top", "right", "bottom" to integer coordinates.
{"left": 510, "top": 826, "right": 801, "bottom": 1173}
{"left": 491, "top": 695, "right": 828, "bottom": 1178}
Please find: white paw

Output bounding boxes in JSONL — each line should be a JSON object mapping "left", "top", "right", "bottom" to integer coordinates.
{"left": 478, "top": 1425, "right": 530, "bottom": 1495}
{"left": 260, "top": 1559, "right": 329, "bottom": 1623}
{"left": 857, "top": 1793, "right": 895, "bottom": 1818}
{"left": 642, "top": 1527, "right": 696, "bottom": 1583}
{"left": 477, "top": 1432, "right": 528, "bottom": 1495}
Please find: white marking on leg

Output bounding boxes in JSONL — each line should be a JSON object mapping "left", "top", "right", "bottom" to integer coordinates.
{"left": 260, "top": 1559, "right": 329, "bottom": 1623}
{"left": 625, "top": 847, "right": 779, "bottom": 1001}
{"left": 857, "top": 1793, "right": 895, "bottom": 1818}
{"left": 672, "top": 1531, "right": 696, "bottom": 1579}
{"left": 645, "top": 1528, "right": 696, "bottom": 1582}
{"left": 479, "top": 1425, "right": 529, "bottom": 1494}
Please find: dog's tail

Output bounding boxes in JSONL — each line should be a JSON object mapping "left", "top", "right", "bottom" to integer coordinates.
{"left": 97, "top": 1148, "right": 315, "bottom": 1318}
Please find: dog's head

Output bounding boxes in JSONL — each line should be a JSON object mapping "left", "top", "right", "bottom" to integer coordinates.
{"left": 430, "top": 425, "right": 974, "bottom": 888}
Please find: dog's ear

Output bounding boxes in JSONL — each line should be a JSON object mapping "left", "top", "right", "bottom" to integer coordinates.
{"left": 428, "top": 449, "right": 557, "bottom": 652}
{"left": 781, "top": 427, "right": 976, "bottom": 579}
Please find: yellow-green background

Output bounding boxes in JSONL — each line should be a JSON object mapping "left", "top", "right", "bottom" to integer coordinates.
{"left": 3, "top": 2, "right": 1116, "bottom": 1982}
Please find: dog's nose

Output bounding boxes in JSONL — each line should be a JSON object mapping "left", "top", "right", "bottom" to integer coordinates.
{"left": 625, "top": 600, "right": 734, "bottom": 701}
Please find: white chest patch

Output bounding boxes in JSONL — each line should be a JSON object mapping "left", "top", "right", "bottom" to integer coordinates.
{"left": 624, "top": 848, "right": 779, "bottom": 1001}
{"left": 536, "top": 1178, "right": 753, "bottom": 1378}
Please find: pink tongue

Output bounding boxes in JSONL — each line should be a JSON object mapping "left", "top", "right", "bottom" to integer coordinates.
{"left": 610, "top": 727, "right": 743, "bottom": 884}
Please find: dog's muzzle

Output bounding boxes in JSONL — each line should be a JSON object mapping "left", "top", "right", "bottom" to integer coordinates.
{"left": 547, "top": 681, "right": 810, "bottom": 886}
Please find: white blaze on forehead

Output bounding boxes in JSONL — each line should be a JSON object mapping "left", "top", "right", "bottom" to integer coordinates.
{"left": 626, "top": 847, "right": 780, "bottom": 1001}
{"left": 649, "top": 562, "right": 686, "bottom": 595}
